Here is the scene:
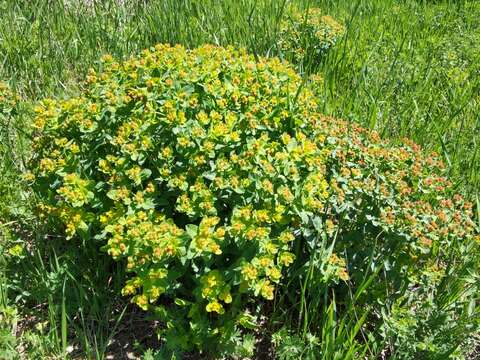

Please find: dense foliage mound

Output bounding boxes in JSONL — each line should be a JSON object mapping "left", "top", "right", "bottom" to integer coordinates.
{"left": 29, "top": 44, "right": 479, "bottom": 356}
{"left": 278, "top": 7, "right": 344, "bottom": 66}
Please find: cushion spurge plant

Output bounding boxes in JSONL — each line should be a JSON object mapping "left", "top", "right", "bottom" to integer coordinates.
{"left": 278, "top": 7, "right": 345, "bottom": 68}
{"left": 28, "top": 44, "right": 479, "bottom": 355}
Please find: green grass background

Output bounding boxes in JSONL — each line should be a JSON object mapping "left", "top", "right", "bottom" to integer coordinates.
{"left": 0, "top": 0, "right": 479, "bottom": 358}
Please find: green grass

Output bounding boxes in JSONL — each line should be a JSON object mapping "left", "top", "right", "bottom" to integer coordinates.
{"left": 0, "top": 0, "right": 479, "bottom": 358}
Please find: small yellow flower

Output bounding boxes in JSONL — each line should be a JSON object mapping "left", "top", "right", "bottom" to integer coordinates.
{"left": 145, "top": 182, "right": 155, "bottom": 193}
{"left": 260, "top": 280, "right": 275, "bottom": 300}
{"left": 8, "top": 244, "right": 24, "bottom": 257}
{"left": 265, "top": 242, "right": 278, "bottom": 254}
{"left": 219, "top": 288, "right": 233, "bottom": 304}
{"left": 325, "top": 219, "right": 335, "bottom": 235}
{"left": 253, "top": 209, "right": 269, "bottom": 223}
{"left": 266, "top": 267, "right": 282, "bottom": 282}
{"left": 206, "top": 300, "right": 225, "bottom": 314}
{"left": 278, "top": 252, "right": 295, "bottom": 267}
{"left": 258, "top": 256, "right": 273, "bottom": 268}
{"left": 209, "top": 242, "right": 223, "bottom": 255}
{"left": 22, "top": 172, "right": 36, "bottom": 182}
{"left": 133, "top": 294, "right": 149, "bottom": 310}
{"left": 279, "top": 230, "right": 295, "bottom": 243}
{"left": 262, "top": 179, "right": 274, "bottom": 194}
{"left": 242, "top": 263, "right": 258, "bottom": 281}
{"left": 245, "top": 228, "right": 257, "bottom": 240}
{"left": 338, "top": 268, "right": 349, "bottom": 281}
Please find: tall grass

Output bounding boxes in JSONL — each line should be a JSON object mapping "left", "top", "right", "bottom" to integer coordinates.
{"left": 0, "top": 0, "right": 479, "bottom": 358}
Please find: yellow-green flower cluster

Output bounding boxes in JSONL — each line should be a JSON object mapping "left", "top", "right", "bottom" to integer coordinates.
{"left": 278, "top": 7, "right": 345, "bottom": 65}
{"left": 200, "top": 270, "right": 232, "bottom": 314}
{"left": 0, "top": 82, "right": 19, "bottom": 114}
{"left": 29, "top": 44, "right": 478, "bottom": 350}
{"left": 57, "top": 173, "right": 94, "bottom": 207}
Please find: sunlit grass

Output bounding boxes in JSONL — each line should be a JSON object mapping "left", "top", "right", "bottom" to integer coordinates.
{"left": 0, "top": 0, "right": 479, "bottom": 358}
